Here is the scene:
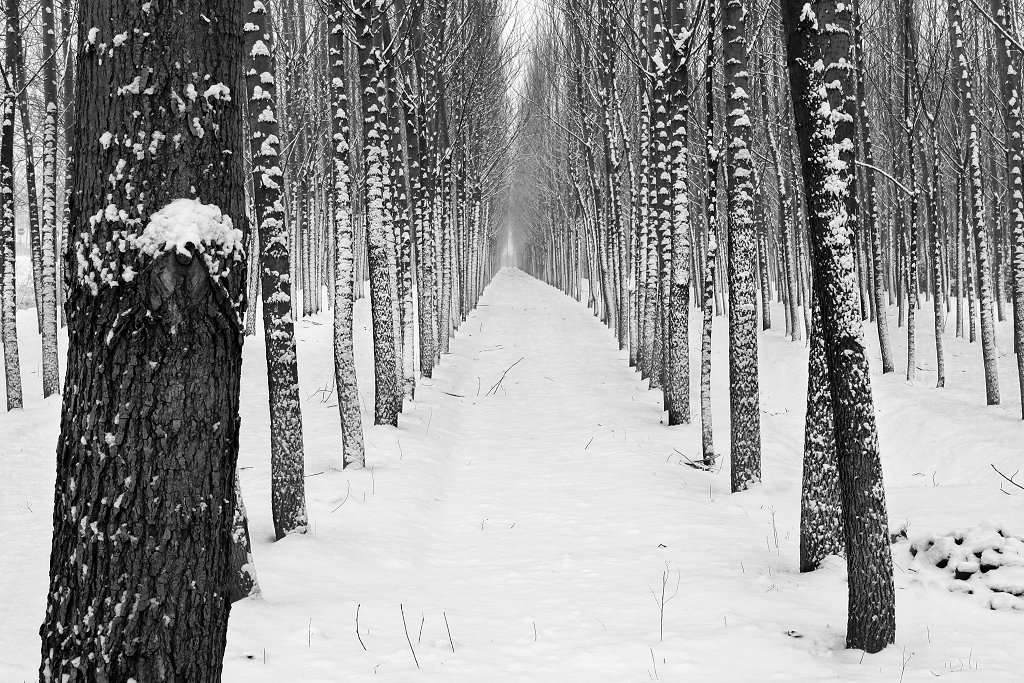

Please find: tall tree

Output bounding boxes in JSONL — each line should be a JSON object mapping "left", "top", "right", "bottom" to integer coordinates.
{"left": 39, "top": 0, "right": 249, "bottom": 677}
{"left": 950, "top": 0, "right": 1000, "bottom": 405}
{"left": 355, "top": 0, "right": 400, "bottom": 426}
{"left": 784, "top": 0, "right": 896, "bottom": 653}
{"left": 329, "top": 0, "right": 366, "bottom": 468}
{"left": 722, "top": 0, "right": 761, "bottom": 492}
{"left": 244, "top": 0, "right": 308, "bottom": 539}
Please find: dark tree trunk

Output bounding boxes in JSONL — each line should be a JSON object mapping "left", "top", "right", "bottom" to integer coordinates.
{"left": 784, "top": 0, "right": 896, "bottom": 654}
{"left": 39, "top": 0, "right": 248, "bottom": 677}
{"left": 243, "top": 0, "right": 308, "bottom": 540}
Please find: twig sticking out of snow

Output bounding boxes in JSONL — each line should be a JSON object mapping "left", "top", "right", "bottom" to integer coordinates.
{"left": 444, "top": 612, "right": 455, "bottom": 652}
{"left": 400, "top": 604, "right": 419, "bottom": 668}
{"left": 486, "top": 357, "right": 525, "bottom": 396}
{"left": 992, "top": 464, "right": 1024, "bottom": 493}
{"left": 355, "top": 603, "right": 366, "bottom": 651}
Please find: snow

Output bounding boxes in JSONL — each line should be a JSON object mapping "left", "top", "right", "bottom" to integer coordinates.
{"left": 1, "top": 269, "right": 1023, "bottom": 680}
{"left": 134, "top": 198, "right": 242, "bottom": 259}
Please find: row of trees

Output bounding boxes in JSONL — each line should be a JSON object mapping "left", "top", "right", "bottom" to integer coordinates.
{"left": 506, "top": 0, "right": 1024, "bottom": 656}
{"left": 1, "top": 0, "right": 516, "bottom": 679}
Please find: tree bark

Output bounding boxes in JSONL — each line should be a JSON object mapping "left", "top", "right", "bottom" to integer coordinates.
{"left": 40, "top": 0, "right": 249, "bottom": 677}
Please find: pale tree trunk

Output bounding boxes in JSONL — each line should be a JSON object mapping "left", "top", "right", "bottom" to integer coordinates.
{"left": 852, "top": 0, "right": 894, "bottom": 373}
{"left": 244, "top": 0, "right": 308, "bottom": 539}
{"left": 356, "top": 0, "right": 399, "bottom": 425}
{"left": 950, "top": 0, "right": 1000, "bottom": 405}
{"left": 800, "top": 297, "right": 843, "bottom": 572}
{"left": 0, "top": 90, "right": 22, "bottom": 410}
{"left": 722, "top": 0, "right": 761, "bottom": 492}
{"left": 665, "top": 0, "right": 692, "bottom": 426}
{"left": 329, "top": 1, "right": 366, "bottom": 468}
{"left": 701, "top": 2, "right": 719, "bottom": 465}
{"left": 40, "top": 0, "right": 62, "bottom": 396}
{"left": 991, "top": 0, "right": 1024, "bottom": 416}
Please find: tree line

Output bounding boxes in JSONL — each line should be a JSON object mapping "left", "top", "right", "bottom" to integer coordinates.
{"left": 4, "top": 0, "right": 513, "bottom": 678}
{"left": 510, "top": 0, "right": 1024, "bottom": 657}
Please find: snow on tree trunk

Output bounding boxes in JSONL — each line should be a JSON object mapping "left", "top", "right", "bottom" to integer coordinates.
{"left": 0, "top": 91, "right": 22, "bottom": 410}
{"left": 722, "top": 0, "right": 761, "bottom": 492}
{"left": 990, "top": 0, "right": 1024, "bottom": 416}
{"left": 665, "top": 0, "right": 692, "bottom": 426}
{"left": 39, "top": 0, "right": 249, "bottom": 675}
{"left": 950, "top": 0, "right": 1000, "bottom": 405}
{"left": 329, "top": 3, "right": 366, "bottom": 468}
{"left": 243, "top": 0, "right": 308, "bottom": 539}
{"left": 39, "top": 0, "right": 62, "bottom": 397}
{"left": 851, "top": 0, "right": 894, "bottom": 373}
{"left": 800, "top": 296, "right": 843, "bottom": 572}
{"left": 784, "top": 0, "right": 896, "bottom": 653}
{"left": 229, "top": 471, "right": 260, "bottom": 603}
{"left": 356, "top": 0, "right": 399, "bottom": 426}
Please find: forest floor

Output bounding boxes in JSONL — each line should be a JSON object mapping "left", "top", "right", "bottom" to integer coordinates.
{"left": 2, "top": 268, "right": 1023, "bottom": 681}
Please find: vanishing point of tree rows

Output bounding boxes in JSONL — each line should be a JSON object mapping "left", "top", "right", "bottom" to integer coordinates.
{"left": 0, "top": 0, "right": 1020, "bottom": 677}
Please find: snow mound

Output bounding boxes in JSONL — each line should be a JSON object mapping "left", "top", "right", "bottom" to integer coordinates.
{"left": 909, "top": 524, "right": 1024, "bottom": 612}
{"left": 135, "top": 198, "right": 243, "bottom": 259}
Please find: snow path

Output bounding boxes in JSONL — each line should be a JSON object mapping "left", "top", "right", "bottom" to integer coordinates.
{"left": 2, "top": 268, "right": 1022, "bottom": 681}
{"left": 226, "top": 269, "right": 1022, "bottom": 681}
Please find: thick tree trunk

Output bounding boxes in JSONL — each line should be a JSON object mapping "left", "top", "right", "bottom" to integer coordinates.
{"left": 784, "top": 0, "right": 896, "bottom": 653}
{"left": 40, "top": 0, "right": 248, "bottom": 677}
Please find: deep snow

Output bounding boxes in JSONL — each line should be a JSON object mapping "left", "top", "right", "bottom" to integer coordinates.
{"left": 1, "top": 268, "right": 1022, "bottom": 681}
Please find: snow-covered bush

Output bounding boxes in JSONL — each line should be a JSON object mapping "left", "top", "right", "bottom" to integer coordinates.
{"left": 909, "top": 524, "right": 1024, "bottom": 612}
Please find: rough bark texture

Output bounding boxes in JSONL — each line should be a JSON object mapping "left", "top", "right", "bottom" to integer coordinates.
{"left": 330, "top": 1, "right": 366, "bottom": 468}
{"left": 0, "top": 90, "right": 22, "bottom": 410}
{"left": 244, "top": 0, "right": 308, "bottom": 540}
{"left": 356, "top": 0, "right": 399, "bottom": 426}
{"left": 40, "top": 0, "right": 62, "bottom": 397}
{"left": 950, "top": 0, "right": 1000, "bottom": 405}
{"left": 991, "top": 0, "right": 1024, "bottom": 416}
{"left": 784, "top": 0, "right": 896, "bottom": 653}
{"left": 800, "top": 298, "right": 843, "bottom": 572}
{"left": 722, "top": 0, "right": 761, "bottom": 492}
{"left": 39, "top": 0, "right": 248, "bottom": 677}
{"left": 666, "top": 0, "right": 691, "bottom": 426}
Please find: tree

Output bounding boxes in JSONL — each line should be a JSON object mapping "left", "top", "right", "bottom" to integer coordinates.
{"left": 39, "top": 0, "right": 249, "bottom": 676}
{"left": 784, "top": 0, "right": 896, "bottom": 653}
{"left": 950, "top": 0, "right": 1000, "bottom": 405}
{"left": 329, "top": 0, "right": 366, "bottom": 468}
{"left": 355, "top": 0, "right": 400, "bottom": 426}
{"left": 722, "top": 0, "right": 761, "bottom": 492}
{"left": 0, "top": 76, "right": 22, "bottom": 411}
{"left": 244, "top": 0, "right": 308, "bottom": 539}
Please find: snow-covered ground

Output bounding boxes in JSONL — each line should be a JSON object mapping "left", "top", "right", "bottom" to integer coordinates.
{"left": 1, "top": 268, "right": 1022, "bottom": 681}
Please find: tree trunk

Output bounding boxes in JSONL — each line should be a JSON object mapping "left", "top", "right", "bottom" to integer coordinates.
{"left": 330, "top": 1, "right": 366, "bottom": 468}
{"left": 784, "top": 0, "right": 896, "bottom": 653}
{"left": 40, "top": 0, "right": 249, "bottom": 676}
{"left": 244, "top": 0, "right": 308, "bottom": 539}
{"left": 722, "top": 0, "right": 761, "bottom": 492}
